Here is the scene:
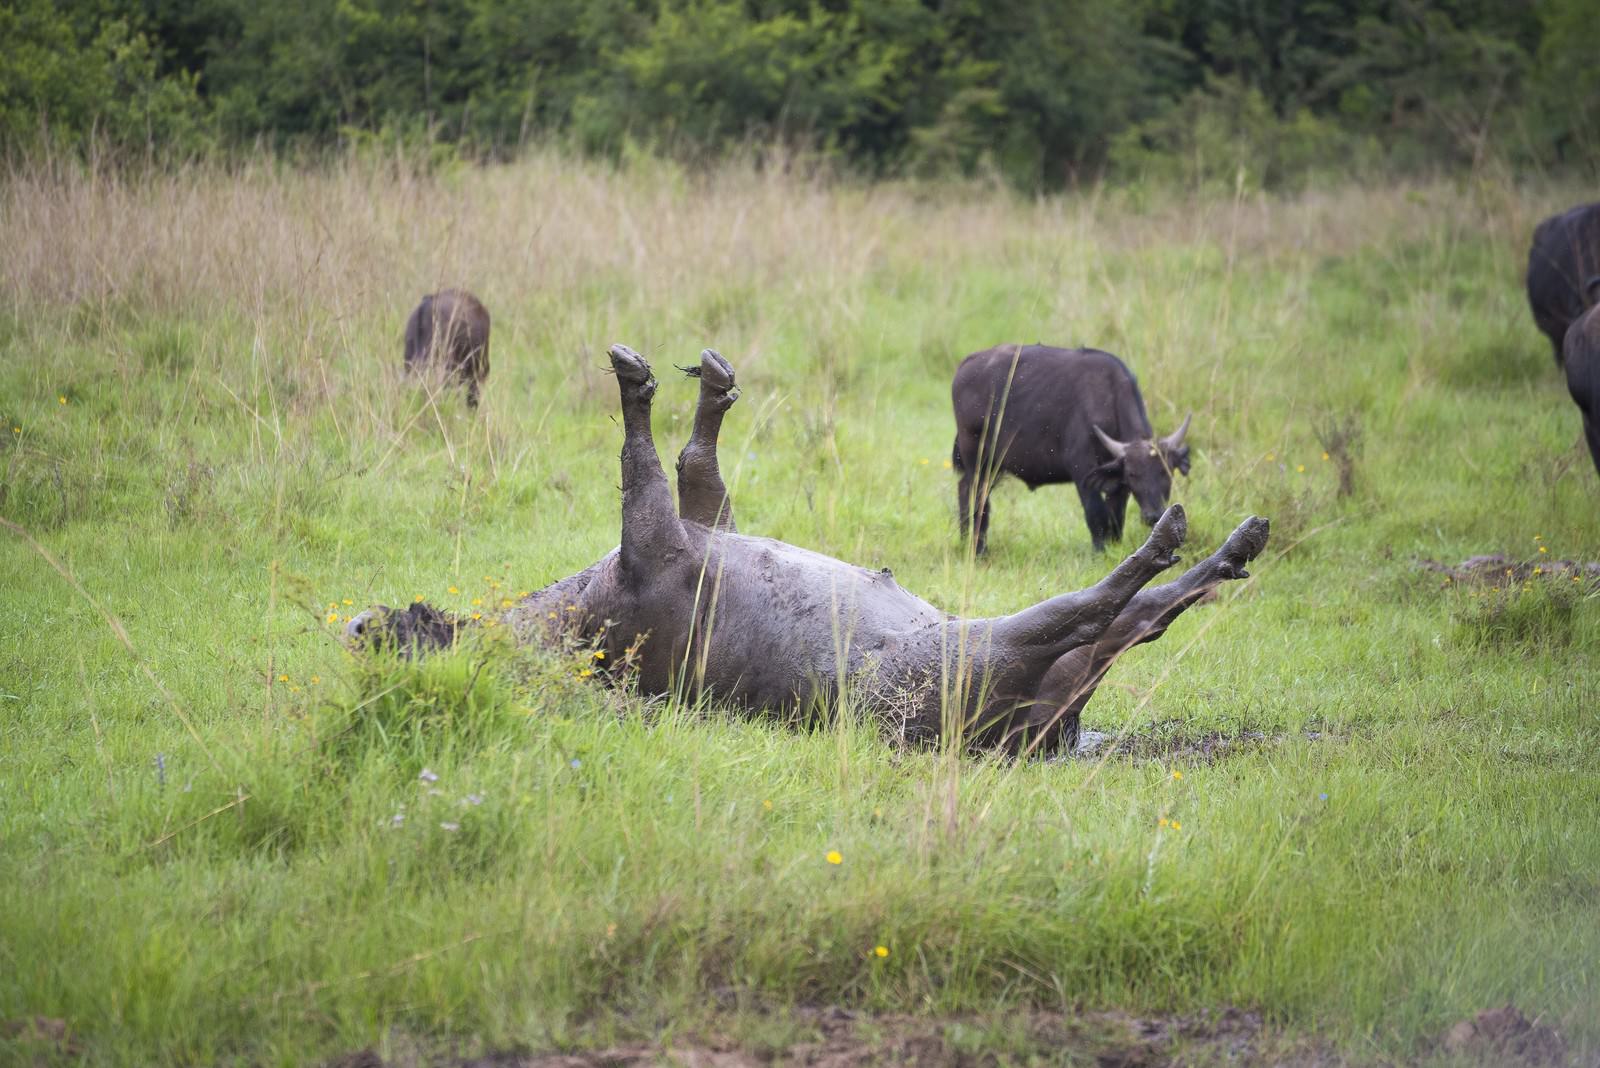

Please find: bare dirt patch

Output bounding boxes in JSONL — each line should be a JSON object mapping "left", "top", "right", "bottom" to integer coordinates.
{"left": 1439, "top": 1005, "right": 1568, "bottom": 1066}
{"left": 1418, "top": 554, "right": 1600, "bottom": 590}
{"left": 334, "top": 1006, "right": 1340, "bottom": 1068}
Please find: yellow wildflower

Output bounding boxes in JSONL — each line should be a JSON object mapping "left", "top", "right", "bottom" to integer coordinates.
{"left": 471, "top": 612, "right": 482, "bottom": 621}
{"left": 326, "top": 612, "right": 338, "bottom": 624}
{"left": 1321, "top": 451, "right": 1330, "bottom": 461}
{"left": 762, "top": 799, "right": 773, "bottom": 811}
{"left": 942, "top": 459, "right": 953, "bottom": 469}
{"left": 58, "top": 396, "right": 66, "bottom": 405}
{"left": 1171, "top": 821, "right": 1182, "bottom": 830}
{"left": 874, "top": 945, "right": 889, "bottom": 958}
{"left": 1296, "top": 464, "right": 1306, "bottom": 473}
{"left": 825, "top": 850, "right": 843, "bottom": 865}
{"left": 342, "top": 599, "right": 353, "bottom": 606}
{"left": 414, "top": 595, "right": 424, "bottom": 602}
{"left": 448, "top": 586, "right": 459, "bottom": 594}
{"left": 592, "top": 650, "right": 605, "bottom": 660}
{"left": 311, "top": 676, "right": 320, "bottom": 684}
{"left": 1158, "top": 817, "right": 1169, "bottom": 828}
{"left": 472, "top": 598, "right": 483, "bottom": 606}
{"left": 1172, "top": 770, "right": 1182, "bottom": 780}
{"left": 579, "top": 668, "right": 593, "bottom": 679}
{"left": 277, "top": 674, "right": 288, "bottom": 683}
{"left": 919, "top": 458, "right": 929, "bottom": 466}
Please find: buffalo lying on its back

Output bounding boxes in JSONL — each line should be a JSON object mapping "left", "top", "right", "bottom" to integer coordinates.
{"left": 1562, "top": 279, "right": 1600, "bottom": 480}
{"left": 351, "top": 345, "right": 1268, "bottom": 754}
{"left": 1527, "top": 202, "right": 1600, "bottom": 364}
{"left": 951, "top": 345, "right": 1190, "bottom": 553}
{"left": 404, "top": 289, "right": 491, "bottom": 408}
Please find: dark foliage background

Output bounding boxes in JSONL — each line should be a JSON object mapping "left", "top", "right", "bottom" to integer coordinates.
{"left": 4, "top": 0, "right": 1596, "bottom": 186}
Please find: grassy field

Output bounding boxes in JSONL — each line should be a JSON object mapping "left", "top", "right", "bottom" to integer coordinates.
{"left": 1, "top": 152, "right": 1597, "bottom": 1066}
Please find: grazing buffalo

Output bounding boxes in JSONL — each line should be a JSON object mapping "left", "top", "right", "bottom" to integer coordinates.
{"left": 1562, "top": 279, "right": 1600, "bottom": 481}
{"left": 404, "top": 289, "right": 491, "bottom": 407}
{"left": 1527, "top": 202, "right": 1600, "bottom": 364}
{"left": 951, "top": 345, "right": 1191, "bottom": 554}
{"left": 350, "top": 346, "right": 1268, "bottom": 753}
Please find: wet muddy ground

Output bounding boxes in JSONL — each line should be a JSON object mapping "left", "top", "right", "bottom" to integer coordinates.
{"left": 1067, "top": 724, "right": 1335, "bottom": 763}
{"left": 305, "top": 1004, "right": 1575, "bottom": 1068}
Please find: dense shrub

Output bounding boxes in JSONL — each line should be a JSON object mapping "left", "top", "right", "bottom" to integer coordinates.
{"left": 3, "top": 0, "right": 1597, "bottom": 186}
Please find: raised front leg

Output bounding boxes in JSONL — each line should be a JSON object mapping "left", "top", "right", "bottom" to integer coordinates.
{"left": 675, "top": 348, "right": 739, "bottom": 531}
{"left": 610, "top": 344, "right": 690, "bottom": 573}
{"left": 1005, "top": 515, "right": 1271, "bottom": 754}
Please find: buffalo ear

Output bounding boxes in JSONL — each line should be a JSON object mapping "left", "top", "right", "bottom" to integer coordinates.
{"left": 1083, "top": 459, "right": 1124, "bottom": 493}
{"left": 1171, "top": 445, "right": 1191, "bottom": 476}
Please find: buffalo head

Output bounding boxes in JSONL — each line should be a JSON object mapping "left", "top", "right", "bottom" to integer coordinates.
{"left": 1087, "top": 415, "right": 1192, "bottom": 526}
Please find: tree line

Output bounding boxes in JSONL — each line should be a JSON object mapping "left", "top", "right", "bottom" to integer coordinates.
{"left": 4, "top": 0, "right": 1596, "bottom": 188}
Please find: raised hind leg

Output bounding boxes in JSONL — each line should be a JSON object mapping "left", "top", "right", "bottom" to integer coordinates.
{"left": 1002, "top": 515, "right": 1271, "bottom": 754}
{"left": 675, "top": 348, "right": 740, "bottom": 532}
{"left": 610, "top": 344, "right": 690, "bottom": 574}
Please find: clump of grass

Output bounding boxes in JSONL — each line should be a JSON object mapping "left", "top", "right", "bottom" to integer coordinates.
{"left": 321, "top": 638, "right": 524, "bottom": 775}
{"left": 1449, "top": 577, "right": 1582, "bottom": 652}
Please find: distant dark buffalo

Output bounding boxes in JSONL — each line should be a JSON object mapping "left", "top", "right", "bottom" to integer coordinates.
{"left": 1527, "top": 202, "right": 1600, "bottom": 364}
{"left": 1562, "top": 278, "right": 1600, "bottom": 480}
{"left": 404, "top": 289, "right": 491, "bottom": 407}
{"left": 951, "top": 344, "right": 1190, "bottom": 553}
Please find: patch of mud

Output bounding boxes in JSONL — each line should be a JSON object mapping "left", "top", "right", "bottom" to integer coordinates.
{"left": 0, "top": 1017, "right": 82, "bottom": 1064}
{"left": 421, "top": 1006, "right": 1337, "bottom": 1068}
{"left": 1066, "top": 724, "right": 1335, "bottom": 763}
{"left": 1439, "top": 1005, "right": 1568, "bottom": 1066}
{"left": 1419, "top": 554, "right": 1600, "bottom": 590}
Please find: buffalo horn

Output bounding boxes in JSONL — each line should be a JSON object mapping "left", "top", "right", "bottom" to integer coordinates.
{"left": 1161, "top": 413, "right": 1192, "bottom": 451}
{"left": 1093, "top": 425, "right": 1129, "bottom": 459}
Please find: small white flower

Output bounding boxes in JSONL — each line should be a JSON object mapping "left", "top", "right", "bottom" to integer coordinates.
{"left": 389, "top": 812, "right": 405, "bottom": 828}
{"left": 439, "top": 821, "right": 460, "bottom": 832}
{"left": 419, "top": 768, "right": 439, "bottom": 783}
{"left": 462, "top": 793, "right": 484, "bottom": 806}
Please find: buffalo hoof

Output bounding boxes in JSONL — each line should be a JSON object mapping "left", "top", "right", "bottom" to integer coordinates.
{"left": 1141, "top": 503, "right": 1187, "bottom": 568}
{"left": 680, "top": 348, "right": 739, "bottom": 409}
{"left": 608, "top": 343, "right": 657, "bottom": 399}
{"left": 1214, "top": 515, "right": 1271, "bottom": 580}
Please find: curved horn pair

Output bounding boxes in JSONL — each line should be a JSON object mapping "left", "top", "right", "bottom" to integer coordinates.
{"left": 1095, "top": 413, "right": 1191, "bottom": 458}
